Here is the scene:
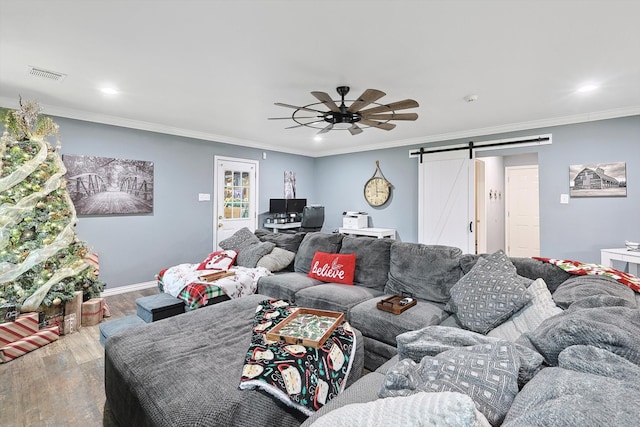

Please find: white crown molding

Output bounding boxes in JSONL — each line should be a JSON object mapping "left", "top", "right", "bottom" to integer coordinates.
{"left": 316, "top": 105, "right": 640, "bottom": 157}
{"left": 2, "top": 96, "right": 638, "bottom": 158}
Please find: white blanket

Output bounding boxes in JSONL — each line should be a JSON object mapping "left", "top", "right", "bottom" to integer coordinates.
{"left": 162, "top": 263, "right": 271, "bottom": 299}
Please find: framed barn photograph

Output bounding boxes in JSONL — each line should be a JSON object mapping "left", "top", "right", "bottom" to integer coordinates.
{"left": 62, "top": 154, "right": 154, "bottom": 215}
{"left": 569, "top": 162, "right": 627, "bottom": 197}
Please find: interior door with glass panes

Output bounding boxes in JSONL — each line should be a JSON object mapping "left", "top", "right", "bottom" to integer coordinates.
{"left": 214, "top": 156, "right": 258, "bottom": 248}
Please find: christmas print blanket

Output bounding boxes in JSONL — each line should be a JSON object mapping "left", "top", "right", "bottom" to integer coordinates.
{"left": 159, "top": 264, "right": 271, "bottom": 309}
{"left": 239, "top": 300, "right": 357, "bottom": 416}
{"left": 534, "top": 257, "right": 640, "bottom": 293}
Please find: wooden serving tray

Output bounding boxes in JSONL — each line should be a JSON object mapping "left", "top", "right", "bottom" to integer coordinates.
{"left": 266, "top": 308, "right": 344, "bottom": 348}
{"left": 377, "top": 295, "right": 417, "bottom": 315}
{"left": 198, "top": 270, "right": 235, "bottom": 282}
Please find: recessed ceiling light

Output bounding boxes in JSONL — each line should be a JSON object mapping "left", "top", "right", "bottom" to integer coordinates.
{"left": 314, "top": 135, "right": 322, "bottom": 142}
{"left": 577, "top": 84, "right": 598, "bottom": 93}
{"left": 100, "top": 87, "right": 119, "bottom": 95}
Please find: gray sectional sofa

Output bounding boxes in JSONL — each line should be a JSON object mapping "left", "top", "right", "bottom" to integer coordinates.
{"left": 105, "top": 229, "right": 640, "bottom": 426}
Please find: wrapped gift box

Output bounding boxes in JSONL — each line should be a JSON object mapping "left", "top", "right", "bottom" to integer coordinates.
{"left": 0, "top": 325, "right": 59, "bottom": 363}
{"left": 0, "top": 312, "right": 39, "bottom": 346}
{"left": 81, "top": 298, "right": 105, "bottom": 326}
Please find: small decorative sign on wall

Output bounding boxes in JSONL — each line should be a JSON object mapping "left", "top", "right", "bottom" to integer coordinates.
{"left": 62, "top": 155, "right": 154, "bottom": 215}
{"left": 569, "top": 162, "right": 627, "bottom": 197}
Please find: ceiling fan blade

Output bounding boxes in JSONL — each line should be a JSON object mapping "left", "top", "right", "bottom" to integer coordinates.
{"left": 268, "top": 116, "right": 318, "bottom": 120}
{"left": 275, "top": 102, "right": 326, "bottom": 114}
{"left": 359, "top": 119, "right": 396, "bottom": 131}
{"left": 317, "top": 123, "right": 334, "bottom": 134}
{"left": 311, "top": 91, "right": 341, "bottom": 112}
{"left": 361, "top": 113, "right": 418, "bottom": 121}
{"left": 359, "top": 99, "right": 419, "bottom": 115}
{"left": 347, "top": 89, "right": 386, "bottom": 113}
{"left": 348, "top": 123, "right": 363, "bottom": 135}
{"left": 285, "top": 119, "right": 325, "bottom": 129}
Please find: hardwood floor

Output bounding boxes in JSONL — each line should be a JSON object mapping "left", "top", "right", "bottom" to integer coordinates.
{"left": 0, "top": 287, "right": 158, "bottom": 427}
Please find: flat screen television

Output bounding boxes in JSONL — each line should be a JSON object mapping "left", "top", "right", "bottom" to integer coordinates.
{"left": 269, "top": 199, "right": 287, "bottom": 214}
{"left": 286, "top": 198, "right": 307, "bottom": 214}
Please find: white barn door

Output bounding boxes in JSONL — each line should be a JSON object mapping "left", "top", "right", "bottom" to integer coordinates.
{"left": 418, "top": 150, "right": 475, "bottom": 253}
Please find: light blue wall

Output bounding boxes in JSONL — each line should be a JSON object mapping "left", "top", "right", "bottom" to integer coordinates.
{"left": 315, "top": 115, "right": 640, "bottom": 264}
{"left": 54, "top": 117, "right": 315, "bottom": 289}
{"left": 54, "top": 114, "right": 639, "bottom": 290}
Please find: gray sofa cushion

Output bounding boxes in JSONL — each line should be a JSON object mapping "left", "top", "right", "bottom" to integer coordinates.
{"left": 294, "top": 232, "right": 344, "bottom": 274}
{"left": 293, "top": 283, "right": 384, "bottom": 314}
{"left": 384, "top": 243, "right": 464, "bottom": 303}
{"left": 254, "top": 229, "right": 307, "bottom": 253}
{"left": 349, "top": 296, "right": 450, "bottom": 347}
{"left": 552, "top": 275, "right": 638, "bottom": 310}
{"left": 256, "top": 272, "right": 323, "bottom": 302}
{"left": 339, "top": 236, "right": 393, "bottom": 291}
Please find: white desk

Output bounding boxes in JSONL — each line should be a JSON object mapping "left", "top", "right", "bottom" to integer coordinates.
{"left": 263, "top": 222, "right": 301, "bottom": 233}
{"left": 600, "top": 248, "right": 640, "bottom": 276}
{"left": 339, "top": 227, "right": 396, "bottom": 239}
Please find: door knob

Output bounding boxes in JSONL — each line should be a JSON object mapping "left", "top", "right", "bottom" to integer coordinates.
{"left": 218, "top": 223, "right": 223, "bottom": 228}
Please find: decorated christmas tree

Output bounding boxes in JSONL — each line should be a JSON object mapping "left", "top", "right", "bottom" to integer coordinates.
{"left": 0, "top": 99, "right": 104, "bottom": 313}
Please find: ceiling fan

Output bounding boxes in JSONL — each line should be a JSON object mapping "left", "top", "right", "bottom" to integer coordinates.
{"left": 269, "top": 86, "right": 419, "bottom": 135}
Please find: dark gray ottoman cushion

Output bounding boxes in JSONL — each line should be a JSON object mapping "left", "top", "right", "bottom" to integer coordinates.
{"left": 384, "top": 243, "right": 464, "bottom": 303}
{"left": 339, "top": 236, "right": 393, "bottom": 291}
{"left": 293, "top": 284, "right": 384, "bottom": 315}
{"left": 99, "top": 315, "right": 147, "bottom": 347}
{"left": 257, "top": 272, "right": 323, "bottom": 302}
{"left": 136, "top": 293, "right": 185, "bottom": 323}
{"left": 349, "top": 296, "right": 450, "bottom": 347}
{"left": 105, "top": 294, "right": 365, "bottom": 427}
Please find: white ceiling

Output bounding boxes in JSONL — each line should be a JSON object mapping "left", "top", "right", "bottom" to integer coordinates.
{"left": 1, "top": 0, "right": 639, "bottom": 157}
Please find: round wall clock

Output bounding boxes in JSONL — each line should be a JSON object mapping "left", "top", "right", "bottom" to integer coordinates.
{"left": 364, "top": 161, "right": 392, "bottom": 207}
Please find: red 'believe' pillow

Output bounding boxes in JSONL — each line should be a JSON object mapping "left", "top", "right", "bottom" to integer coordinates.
{"left": 197, "top": 250, "right": 237, "bottom": 271}
{"left": 307, "top": 251, "right": 356, "bottom": 285}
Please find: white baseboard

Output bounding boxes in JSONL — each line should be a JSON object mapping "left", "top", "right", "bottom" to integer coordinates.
{"left": 101, "top": 280, "right": 157, "bottom": 297}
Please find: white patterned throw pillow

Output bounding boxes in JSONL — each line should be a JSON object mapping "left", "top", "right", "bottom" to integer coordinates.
{"left": 488, "top": 278, "right": 563, "bottom": 341}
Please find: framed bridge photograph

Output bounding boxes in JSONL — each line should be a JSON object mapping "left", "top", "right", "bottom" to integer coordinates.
{"left": 569, "top": 161, "right": 627, "bottom": 198}
{"left": 62, "top": 154, "right": 154, "bottom": 215}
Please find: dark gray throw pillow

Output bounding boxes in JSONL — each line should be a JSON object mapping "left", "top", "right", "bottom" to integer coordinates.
{"left": 445, "top": 250, "right": 532, "bottom": 334}
{"left": 236, "top": 241, "right": 276, "bottom": 268}
{"left": 219, "top": 227, "right": 260, "bottom": 252}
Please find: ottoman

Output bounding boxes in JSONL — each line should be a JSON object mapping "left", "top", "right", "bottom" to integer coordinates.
{"left": 135, "top": 293, "right": 185, "bottom": 323}
{"left": 99, "top": 315, "right": 146, "bottom": 347}
{"left": 105, "top": 294, "right": 364, "bottom": 427}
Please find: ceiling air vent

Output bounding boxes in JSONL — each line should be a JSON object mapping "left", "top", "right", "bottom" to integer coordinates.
{"left": 26, "top": 66, "right": 67, "bottom": 83}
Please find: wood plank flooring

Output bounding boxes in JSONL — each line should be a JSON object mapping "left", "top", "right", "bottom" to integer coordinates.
{"left": 0, "top": 287, "right": 158, "bottom": 427}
